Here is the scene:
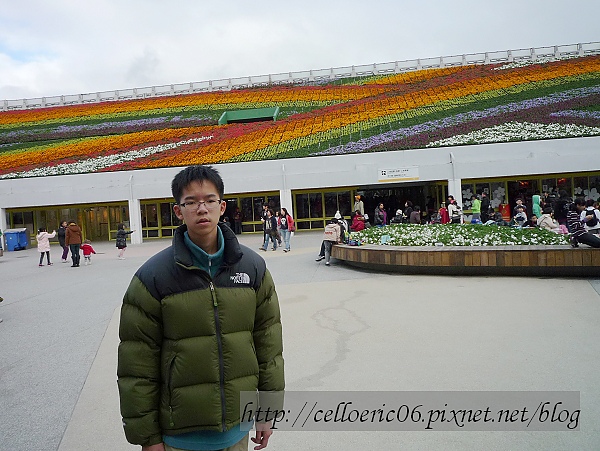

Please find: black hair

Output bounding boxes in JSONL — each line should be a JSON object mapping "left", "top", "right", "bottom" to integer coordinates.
{"left": 542, "top": 206, "right": 553, "bottom": 214}
{"left": 171, "top": 165, "right": 224, "bottom": 203}
{"left": 38, "top": 227, "right": 46, "bottom": 233}
{"left": 281, "top": 207, "right": 289, "bottom": 217}
{"left": 574, "top": 197, "right": 586, "bottom": 207}
{"left": 414, "top": 205, "right": 421, "bottom": 211}
{"left": 585, "top": 199, "right": 594, "bottom": 208}
{"left": 117, "top": 223, "right": 124, "bottom": 230}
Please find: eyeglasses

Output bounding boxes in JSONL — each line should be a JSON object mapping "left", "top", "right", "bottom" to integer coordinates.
{"left": 179, "top": 199, "right": 222, "bottom": 210}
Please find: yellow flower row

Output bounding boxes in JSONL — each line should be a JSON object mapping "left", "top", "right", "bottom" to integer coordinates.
{"left": 0, "top": 64, "right": 484, "bottom": 127}
{"left": 135, "top": 57, "right": 600, "bottom": 168}
{"left": 0, "top": 126, "right": 215, "bottom": 171}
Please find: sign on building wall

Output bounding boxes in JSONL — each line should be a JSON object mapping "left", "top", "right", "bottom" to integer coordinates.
{"left": 378, "top": 167, "right": 419, "bottom": 182}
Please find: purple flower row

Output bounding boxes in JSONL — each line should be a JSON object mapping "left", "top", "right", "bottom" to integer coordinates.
{"left": 374, "top": 92, "right": 600, "bottom": 152}
{"left": 312, "top": 85, "right": 600, "bottom": 156}
{"left": 550, "top": 110, "right": 600, "bottom": 120}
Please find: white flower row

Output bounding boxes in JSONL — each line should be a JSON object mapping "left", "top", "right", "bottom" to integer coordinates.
{"left": 0, "top": 135, "right": 213, "bottom": 179}
{"left": 425, "top": 122, "right": 600, "bottom": 148}
{"left": 493, "top": 54, "right": 579, "bottom": 70}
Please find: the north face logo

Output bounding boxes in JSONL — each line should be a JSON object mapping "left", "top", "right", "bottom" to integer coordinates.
{"left": 230, "top": 272, "right": 250, "bottom": 284}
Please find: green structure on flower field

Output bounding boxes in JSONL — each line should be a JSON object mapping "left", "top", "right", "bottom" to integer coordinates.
{"left": 1, "top": 52, "right": 600, "bottom": 178}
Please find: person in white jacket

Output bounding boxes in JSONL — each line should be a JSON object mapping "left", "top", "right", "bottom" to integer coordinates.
{"left": 36, "top": 227, "right": 56, "bottom": 266}
{"left": 537, "top": 206, "right": 560, "bottom": 233}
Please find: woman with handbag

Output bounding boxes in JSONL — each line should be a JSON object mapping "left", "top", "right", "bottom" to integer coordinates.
{"left": 278, "top": 208, "right": 295, "bottom": 253}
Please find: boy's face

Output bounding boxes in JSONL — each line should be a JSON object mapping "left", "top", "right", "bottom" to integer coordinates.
{"left": 173, "top": 180, "right": 225, "bottom": 244}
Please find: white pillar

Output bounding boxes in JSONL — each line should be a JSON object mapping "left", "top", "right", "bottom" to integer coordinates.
{"left": 127, "top": 199, "right": 142, "bottom": 244}
{"left": 280, "top": 163, "right": 294, "bottom": 218}
{"left": 448, "top": 179, "right": 463, "bottom": 208}
{"left": 0, "top": 207, "right": 7, "bottom": 249}
{"left": 279, "top": 189, "right": 293, "bottom": 218}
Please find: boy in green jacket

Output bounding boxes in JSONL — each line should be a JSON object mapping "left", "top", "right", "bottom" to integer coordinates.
{"left": 118, "top": 165, "right": 284, "bottom": 451}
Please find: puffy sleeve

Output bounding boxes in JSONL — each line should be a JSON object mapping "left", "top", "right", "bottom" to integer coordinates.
{"left": 117, "top": 276, "right": 164, "bottom": 446}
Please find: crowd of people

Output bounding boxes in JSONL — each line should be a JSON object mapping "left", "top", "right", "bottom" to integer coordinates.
{"left": 321, "top": 192, "right": 600, "bottom": 251}
{"left": 30, "top": 219, "right": 135, "bottom": 268}
{"left": 258, "top": 205, "right": 296, "bottom": 253}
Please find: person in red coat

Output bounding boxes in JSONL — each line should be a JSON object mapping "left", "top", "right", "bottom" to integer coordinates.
{"left": 439, "top": 202, "right": 450, "bottom": 224}
{"left": 350, "top": 210, "right": 366, "bottom": 232}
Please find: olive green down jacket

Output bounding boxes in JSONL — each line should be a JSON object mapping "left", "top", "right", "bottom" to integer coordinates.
{"left": 117, "top": 224, "right": 285, "bottom": 446}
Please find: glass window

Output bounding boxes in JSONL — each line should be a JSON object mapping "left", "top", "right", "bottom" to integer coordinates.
{"left": 461, "top": 183, "right": 474, "bottom": 209}
{"left": 295, "top": 194, "right": 309, "bottom": 219}
{"left": 556, "top": 177, "right": 572, "bottom": 196}
{"left": 253, "top": 197, "right": 265, "bottom": 221}
{"left": 142, "top": 204, "right": 158, "bottom": 228}
{"left": 475, "top": 183, "right": 490, "bottom": 197}
{"left": 589, "top": 176, "right": 600, "bottom": 201}
{"left": 338, "top": 191, "right": 351, "bottom": 217}
{"left": 267, "top": 195, "right": 280, "bottom": 212}
{"left": 160, "top": 203, "right": 173, "bottom": 226}
{"left": 324, "top": 193, "right": 338, "bottom": 218}
{"left": 490, "top": 182, "right": 506, "bottom": 209}
{"left": 309, "top": 193, "right": 322, "bottom": 218}
{"left": 574, "top": 177, "right": 588, "bottom": 198}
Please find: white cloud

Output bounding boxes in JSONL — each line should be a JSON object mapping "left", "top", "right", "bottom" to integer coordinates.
{"left": 0, "top": 0, "right": 599, "bottom": 100}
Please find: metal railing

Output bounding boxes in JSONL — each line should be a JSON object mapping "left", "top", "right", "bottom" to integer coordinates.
{"left": 2, "top": 41, "right": 599, "bottom": 112}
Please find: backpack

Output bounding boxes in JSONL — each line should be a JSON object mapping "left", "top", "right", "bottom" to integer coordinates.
{"left": 586, "top": 209, "right": 599, "bottom": 228}
{"left": 323, "top": 223, "right": 340, "bottom": 242}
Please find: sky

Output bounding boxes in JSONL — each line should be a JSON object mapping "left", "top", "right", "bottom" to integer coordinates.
{"left": 0, "top": 0, "right": 598, "bottom": 101}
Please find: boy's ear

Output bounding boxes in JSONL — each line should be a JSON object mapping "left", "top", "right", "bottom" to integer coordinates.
{"left": 173, "top": 204, "right": 184, "bottom": 220}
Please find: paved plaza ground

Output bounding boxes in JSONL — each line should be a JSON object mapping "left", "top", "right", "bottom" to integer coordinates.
{"left": 0, "top": 230, "right": 599, "bottom": 451}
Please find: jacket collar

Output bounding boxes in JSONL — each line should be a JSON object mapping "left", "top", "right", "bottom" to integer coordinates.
{"left": 173, "top": 223, "right": 243, "bottom": 269}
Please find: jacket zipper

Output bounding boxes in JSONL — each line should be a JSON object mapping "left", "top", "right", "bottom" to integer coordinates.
{"left": 167, "top": 356, "right": 176, "bottom": 427}
{"left": 210, "top": 281, "right": 227, "bottom": 431}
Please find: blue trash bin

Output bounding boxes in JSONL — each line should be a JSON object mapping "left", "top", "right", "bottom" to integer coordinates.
{"left": 4, "top": 228, "right": 29, "bottom": 251}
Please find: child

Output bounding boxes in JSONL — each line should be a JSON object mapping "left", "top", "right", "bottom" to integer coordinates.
{"left": 116, "top": 223, "right": 135, "bottom": 259}
{"left": 36, "top": 227, "right": 56, "bottom": 267}
{"left": 81, "top": 239, "right": 97, "bottom": 265}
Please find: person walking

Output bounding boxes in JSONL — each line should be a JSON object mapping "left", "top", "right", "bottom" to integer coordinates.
{"left": 470, "top": 195, "right": 481, "bottom": 223}
{"left": 353, "top": 195, "right": 364, "bottom": 216}
{"left": 480, "top": 192, "right": 491, "bottom": 224}
{"left": 447, "top": 196, "right": 462, "bottom": 224}
{"left": 278, "top": 207, "right": 295, "bottom": 252}
{"left": 374, "top": 203, "right": 386, "bottom": 227}
{"left": 65, "top": 220, "right": 83, "bottom": 267}
{"left": 233, "top": 207, "right": 243, "bottom": 235}
{"left": 116, "top": 223, "right": 135, "bottom": 259}
{"left": 81, "top": 239, "right": 97, "bottom": 265}
{"left": 117, "top": 165, "right": 284, "bottom": 451}
{"left": 259, "top": 209, "right": 278, "bottom": 251}
{"left": 36, "top": 227, "right": 56, "bottom": 266}
{"left": 57, "top": 221, "right": 69, "bottom": 263}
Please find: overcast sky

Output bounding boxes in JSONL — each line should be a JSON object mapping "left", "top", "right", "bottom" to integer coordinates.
{"left": 1, "top": 0, "right": 598, "bottom": 100}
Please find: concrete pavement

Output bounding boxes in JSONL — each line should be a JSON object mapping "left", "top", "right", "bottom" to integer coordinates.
{"left": 0, "top": 231, "right": 599, "bottom": 450}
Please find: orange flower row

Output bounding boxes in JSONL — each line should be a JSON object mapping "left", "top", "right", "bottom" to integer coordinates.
{"left": 0, "top": 126, "right": 216, "bottom": 172}
{"left": 0, "top": 64, "right": 480, "bottom": 127}
{"left": 135, "top": 57, "right": 600, "bottom": 168}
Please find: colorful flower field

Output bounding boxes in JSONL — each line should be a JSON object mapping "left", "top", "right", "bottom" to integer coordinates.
{"left": 1, "top": 55, "right": 599, "bottom": 179}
